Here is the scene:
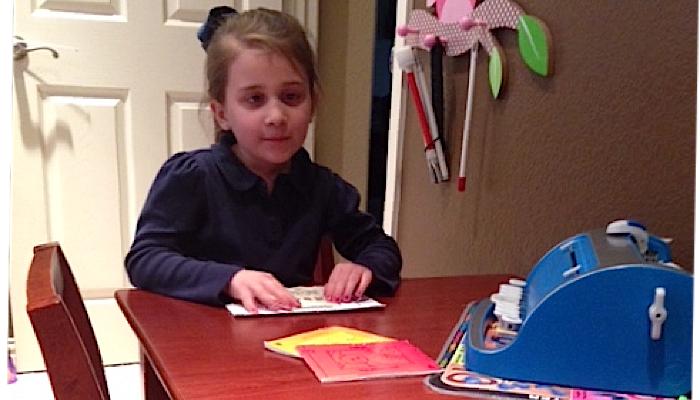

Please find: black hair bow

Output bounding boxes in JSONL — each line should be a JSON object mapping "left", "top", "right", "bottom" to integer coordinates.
{"left": 197, "top": 6, "right": 238, "bottom": 50}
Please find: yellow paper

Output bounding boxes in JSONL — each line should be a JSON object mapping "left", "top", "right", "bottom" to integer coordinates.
{"left": 264, "top": 326, "right": 395, "bottom": 357}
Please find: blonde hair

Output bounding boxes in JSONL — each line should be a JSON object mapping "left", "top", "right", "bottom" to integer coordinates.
{"left": 205, "top": 8, "right": 320, "bottom": 140}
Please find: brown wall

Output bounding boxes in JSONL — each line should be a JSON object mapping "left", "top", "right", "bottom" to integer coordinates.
{"left": 397, "top": 1, "right": 696, "bottom": 277}
{"left": 316, "top": 1, "right": 375, "bottom": 207}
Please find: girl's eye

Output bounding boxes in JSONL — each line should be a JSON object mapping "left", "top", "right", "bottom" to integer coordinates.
{"left": 245, "top": 94, "right": 265, "bottom": 106}
{"left": 281, "top": 91, "right": 305, "bottom": 106}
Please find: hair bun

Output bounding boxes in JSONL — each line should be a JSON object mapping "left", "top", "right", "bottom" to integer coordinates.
{"left": 197, "top": 6, "right": 238, "bottom": 50}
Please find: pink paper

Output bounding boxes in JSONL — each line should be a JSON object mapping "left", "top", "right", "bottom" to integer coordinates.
{"left": 298, "top": 340, "right": 441, "bottom": 383}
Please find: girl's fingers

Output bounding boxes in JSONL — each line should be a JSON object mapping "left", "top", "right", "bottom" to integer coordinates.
{"left": 340, "top": 269, "right": 361, "bottom": 302}
{"left": 256, "top": 279, "right": 299, "bottom": 310}
{"left": 231, "top": 270, "right": 301, "bottom": 311}
{"left": 238, "top": 289, "right": 258, "bottom": 314}
{"left": 354, "top": 270, "right": 372, "bottom": 299}
{"left": 265, "top": 279, "right": 300, "bottom": 308}
{"left": 324, "top": 263, "right": 372, "bottom": 302}
{"left": 323, "top": 270, "right": 338, "bottom": 301}
{"left": 324, "top": 268, "right": 350, "bottom": 302}
{"left": 275, "top": 290, "right": 300, "bottom": 309}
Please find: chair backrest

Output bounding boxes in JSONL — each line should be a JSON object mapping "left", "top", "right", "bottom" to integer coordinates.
{"left": 26, "top": 242, "right": 110, "bottom": 400}
{"left": 312, "top": 236, "right": 335, "bottom": 285}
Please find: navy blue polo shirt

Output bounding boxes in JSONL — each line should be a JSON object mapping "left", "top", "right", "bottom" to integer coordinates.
{"left": 125, "top": 134, "right": 402, "bottom": 306}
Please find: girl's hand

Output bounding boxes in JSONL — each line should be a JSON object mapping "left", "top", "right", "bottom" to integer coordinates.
{"left": 323, "top": 262, "right": 372, "bottom": 303}
{"left": 228, "top": 270, "right": 300, "bottom": 314}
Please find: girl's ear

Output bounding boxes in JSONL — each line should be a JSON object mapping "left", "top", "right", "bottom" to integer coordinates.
{"left": 210, "top": 100, "right": 231, "bottom": 130}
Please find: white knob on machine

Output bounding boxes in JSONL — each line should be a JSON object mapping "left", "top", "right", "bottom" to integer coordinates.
{"left": 648, "top": 287, "right": 668, "bottom": 340}
{"left": 606, "top": 220, "right": 649, "bottom": 255}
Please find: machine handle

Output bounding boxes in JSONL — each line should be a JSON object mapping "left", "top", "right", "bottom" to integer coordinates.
{"left": 648, "top": 287, "right": 667, "bottom": 340}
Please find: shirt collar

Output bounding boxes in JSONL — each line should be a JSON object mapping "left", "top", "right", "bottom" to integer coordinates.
{"left": 213, "top": 132, "right": 314, "bottom": 197}
{"left": 213, "top": 133, "right": 258, "bottom": 191}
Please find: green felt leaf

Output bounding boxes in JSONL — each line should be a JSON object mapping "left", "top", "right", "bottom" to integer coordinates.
{"left": 488, "top": 48, "right": 503, "bottom": 98}
{"left": 517, "top": 15, "right": 551, "bottom": 76}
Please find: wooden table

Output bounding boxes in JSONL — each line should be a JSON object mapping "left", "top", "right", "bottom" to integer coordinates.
{"left": 115, "top": 275, "right": 510, "bottom": 400}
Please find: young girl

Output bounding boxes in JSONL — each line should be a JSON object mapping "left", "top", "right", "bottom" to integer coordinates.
{"left": 125, "top": 7, "right": 402, "bottom": 313}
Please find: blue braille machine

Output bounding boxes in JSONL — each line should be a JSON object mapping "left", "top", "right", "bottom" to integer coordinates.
{"left": 465, "top": 220, "right": 692, "bottom": 397}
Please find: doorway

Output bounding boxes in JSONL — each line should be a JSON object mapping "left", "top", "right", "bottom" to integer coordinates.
{"left": 367, "top": 0, "right": 397, "bottom": 225}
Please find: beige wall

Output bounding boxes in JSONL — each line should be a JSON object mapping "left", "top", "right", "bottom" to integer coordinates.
{"left": 397, "top": 1, "right": 696, "bottom": 278}
{"left": 315, "top": 1, "right": 375, "bottom": 207}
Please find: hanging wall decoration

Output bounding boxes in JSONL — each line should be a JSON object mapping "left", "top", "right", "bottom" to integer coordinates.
{"left": 395, "top": 0, "right": 553, "bottom": 191}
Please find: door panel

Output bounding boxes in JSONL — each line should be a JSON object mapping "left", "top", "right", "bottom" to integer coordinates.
{"left": 35, "top": 0, "right": 124, "bottom": 17}
{"left": 167, "top": 92, "right": 215, "bottom": 154}
{"left": 39, "top": 88, "right": 130, "bottom": 288}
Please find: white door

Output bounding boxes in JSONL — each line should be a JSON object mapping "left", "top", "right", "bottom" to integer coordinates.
{"left": 11, "top": 0, "right": 318, "bottom": 372}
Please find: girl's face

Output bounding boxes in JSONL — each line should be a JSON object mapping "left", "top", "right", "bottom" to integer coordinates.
{"left": 211, "top": 48, "right": 313, "bottom": 179}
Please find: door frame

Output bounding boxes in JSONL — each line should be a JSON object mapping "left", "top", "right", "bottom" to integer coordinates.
{"left": 383, "top": 0, "right": 411, "bottom": 238}
{"left": 2, "top": 1, "right": 14, "bottom": 370}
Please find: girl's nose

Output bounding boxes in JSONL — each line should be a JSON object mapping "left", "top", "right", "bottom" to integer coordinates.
{"left": 264, "top": 100, "right": 287, "bottom": 126}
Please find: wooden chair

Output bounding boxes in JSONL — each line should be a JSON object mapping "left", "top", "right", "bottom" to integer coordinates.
{"left": 312, "top": 236, "right": 335, "bottom": 285}
{"left": 26, "top": 242, "right": 110, "bottom": 400}
{"left": 24, "top": 238, "right": 332, "bottom": 399}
